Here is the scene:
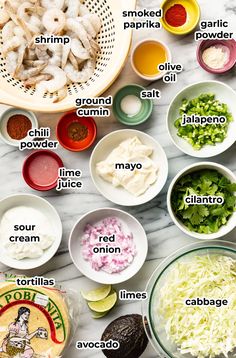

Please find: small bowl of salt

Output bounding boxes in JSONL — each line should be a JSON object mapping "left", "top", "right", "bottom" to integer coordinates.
{"left": 113, "top": 84, "right": 153, "bottom": 126}
{"left": 197, "top": 39, "right": 236, "bottom": 74}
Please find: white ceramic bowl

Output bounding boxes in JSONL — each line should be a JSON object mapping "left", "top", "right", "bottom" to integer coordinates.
{"left": 131, "top": 39, "right": 172, "bottom": 81}
{"left": 167, "top": 81, "right": 236, "bottom": 158}
{"left": 0, "top": 108, "right": 38, "bottom": 147}
{"left": 0, "top": 194, "right": 62, "bottom": 269}
{"left": 69, "top": 208, "right": 148, "bottom": 284}
{"left": 167, "top": 162, "right": 236, "bottom": 240}
{"left": 90, "top": 129, "right": 168, "bottom": 206}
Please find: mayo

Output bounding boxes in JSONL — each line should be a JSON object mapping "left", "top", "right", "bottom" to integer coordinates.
{"left": 96, "top": 137, "right": 158, "bottom": 196}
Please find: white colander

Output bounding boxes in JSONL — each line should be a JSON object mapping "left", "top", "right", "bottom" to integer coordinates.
{"left": 0, "top": 0, "right": 136, "bottom": 113}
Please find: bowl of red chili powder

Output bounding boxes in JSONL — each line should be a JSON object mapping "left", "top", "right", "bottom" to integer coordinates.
{"left": 0, "top": 108, "right": 38, "bottom": 147}
{"left": 161, "top": 0, "right": 200, "bottom": 35}
{"left": 57, "top": 111, "right": 97, "bottom": 152}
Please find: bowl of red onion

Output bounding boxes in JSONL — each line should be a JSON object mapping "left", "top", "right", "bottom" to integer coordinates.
{"left": 69, "top": 208, "right": 148, "bottom": 284}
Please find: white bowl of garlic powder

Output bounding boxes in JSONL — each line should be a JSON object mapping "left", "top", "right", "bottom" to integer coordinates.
{"left": 0, "top": 194, "right": 62, "bottom": 270}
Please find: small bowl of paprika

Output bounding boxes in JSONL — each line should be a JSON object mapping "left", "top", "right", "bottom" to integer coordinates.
{"left": 161, "top": 0, "right": 200, "bottom": 35}
{"left": 0, "top": 108, "right": 38, "bottom": 147}
{"left": 57, "top": 111, "right": 97, "bottom": 152}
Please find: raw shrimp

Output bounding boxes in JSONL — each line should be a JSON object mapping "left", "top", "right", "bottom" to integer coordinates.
{"left": 5, "top": 51, "right": 18, "bottom": 75}
{"left": 0, "top": 1, "right": 10, "bottom": 27}
{"left": 68, "top": 51, "right": 78, "bottom": 70}
{"left": 83, "top": 14, "right": 102, "bottom": 36}
{"left": 66, "top": 18, "right": 92, "bottom": 54}
{"left": 37, "top": 65, "right": 67, "bottom": 93}
{"left": 47, "top": 43, "right": 62, "bottom": 67}
{"left": 7, "top": 0, "right": 21, "bottom": 11}
{"left": 65, "top": 59, "right": 95, "bottom": 83}
{"left": 4, "top": 1, "right": 18, "bottom": 25}
{"left": 24, "top": 73, "right": 52, "bottom": 86}
{"left": 42, "top": 8, "right": 66, "bottom": 34}
{"left": 71, "top": 38, "right": 90, "bottom": 60}
{"left": 2, "top": 36, "right": 22, "bottom": 56}
{"left": 15, "top": 44, "right": 27, "bottom": 75}
{"left": 16, "top": 62, "right": 47, "bottom": 80}
{"left": 17, "top": 2, "right": 40, "bottom": 33}
{"left": 2, "top": 0, "right": 101, "bottom": 100}
{"left": 61, "top": 41, "right": 71, "bottom": 69}
{"left": 41, "top": 0, "right": 64, "bottom": 10}
{"left": 1, "top": 20, "right": 15, "bottom": 41}
{"left": 53, "top": 86, "right": 67, "bottom": 103}
{"left": 64, "top": 0, "right": 80, "bottom": 18}
{"left": 35, "top": 44, "right": 50, "bottom": 62}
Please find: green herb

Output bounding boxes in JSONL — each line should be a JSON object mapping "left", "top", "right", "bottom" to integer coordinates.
{"left": 174, "top": 93, "right": 233, "bottom": 150}
{"left": 171, "top": 169, "right": 236, "bottom": 234}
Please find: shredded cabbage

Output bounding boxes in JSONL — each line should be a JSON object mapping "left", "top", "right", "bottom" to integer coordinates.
{"left": 157, "top": 255, "right": 236, "bottom": 358}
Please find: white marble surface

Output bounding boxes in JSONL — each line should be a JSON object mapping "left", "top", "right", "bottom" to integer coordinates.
{"left": 0, "top": 0, "right": 236, "bottom": 357}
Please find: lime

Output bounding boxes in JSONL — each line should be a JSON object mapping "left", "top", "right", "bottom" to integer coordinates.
{"left": 88, "top": 290, "right": 117, "bottom": 313}
{"left": 81, "top": 285, "right": 111, "bottom": 302}
{"left": 91, "top": 310, "right": 109, "bottom": 319}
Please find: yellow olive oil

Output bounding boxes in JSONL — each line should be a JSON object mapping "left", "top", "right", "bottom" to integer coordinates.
{"left": 133, "top": 41, "right": 168, "bottom": 77}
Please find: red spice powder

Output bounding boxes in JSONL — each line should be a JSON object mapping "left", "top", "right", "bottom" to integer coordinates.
{"left": 165, "top": 4, "right": 187, "bottom": 27}
{"left": 7, "top": 115, "right": 32, "bottom": 140}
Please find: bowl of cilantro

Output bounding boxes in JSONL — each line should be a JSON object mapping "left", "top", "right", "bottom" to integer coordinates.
{"left": 167, "top": 81, "right": 236, "bottom": 158}
{"left": 167, "top": 162, "right": 236, "bottom": 239}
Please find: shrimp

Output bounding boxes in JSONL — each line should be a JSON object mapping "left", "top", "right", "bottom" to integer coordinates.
{"left": 64, "top": 0, "right": 80, "bottom": 18}
{"left": 41, "top": 0, "right": 64, "bottom": 10}
{"left": 5, "top": 51, "right": 18, "bottom": 75}
{"left": 4, "top": 1, "right": 18, "bottom": 25}
{"left": 68, "top": 51, "right": 78, "bottom": 70}
{"left": 47, "top": 43, "right": 62, "bottom": 67}
{"left": 15, "top": 44, "right": 27, "bottom": 75}
{"left": 64, "top": 59, "right": 95, "bottom": 83}
{"left": 36, "top": 65, "right": 67, "bottom": 93}
{"left": 0, "top": 1, "right": 10, "bottom": 27}
{"left": 1, "top": 20, "right": 15, "bottom": 41}
{"left": 71, "top": 38, "right": 90, "bottom": 61}
{"left": 17, "top": 2, "right": 40, "bottom": 33}
{"left": 16, "top": 62, "right": 47, "bottom": 80}
{"left": 61, "top": 41, "right": 71, "bottom": 69}
{"left": 53, "top": 86, "right": 67, "bottom": 103}
{"left": 1, "top": 36, "right": 22, "bottom": 56}
{"left": 42, "top": 8, "right": 66, "bottom": 34}
{"left": 35, "top": 44, "right": 50, "bottom": 62}
{"left": 24, "top": 73, "right": 52, "bottom": 86}
{"left": 83, "top": 14, "right": 102, "bottom": 36}
{"left": 81, "top": 17, "right": 97, "bottom": 38}
{"left": 66, "top": 18, "right": 92, "bottom": 54}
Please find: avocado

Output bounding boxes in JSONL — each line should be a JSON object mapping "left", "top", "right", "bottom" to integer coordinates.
{"left": 101, "top": 314, "right": 148, "bottom": 358}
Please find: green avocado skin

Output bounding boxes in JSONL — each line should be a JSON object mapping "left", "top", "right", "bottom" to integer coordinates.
{"left": 101, "top": 314, "right": 148, "bottom": 358}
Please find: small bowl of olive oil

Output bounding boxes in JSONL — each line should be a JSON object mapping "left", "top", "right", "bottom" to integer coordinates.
{"left": 131, "top": 39, "right": 172, "bottom": 81}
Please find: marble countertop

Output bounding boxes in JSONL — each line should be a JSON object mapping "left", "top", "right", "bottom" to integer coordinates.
{"left": 0, "top": 0, "right": 235, "bottom": 357}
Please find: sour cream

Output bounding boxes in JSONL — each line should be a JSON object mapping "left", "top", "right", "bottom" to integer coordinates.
{"left": 96, "top": 137, "right": 158, "bottom": 196}
{"left": 0, "top": 206, "right": 55, "bottom": 260}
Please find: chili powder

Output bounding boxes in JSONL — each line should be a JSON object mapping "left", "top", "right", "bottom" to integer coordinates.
{"left": 165, "top": 4, "right": 187, "bottom": 27}
{"left": 7, "top": 115, "right": 32, "bottom": 140}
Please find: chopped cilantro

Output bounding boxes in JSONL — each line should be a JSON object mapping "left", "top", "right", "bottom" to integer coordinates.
{"left": 171, "top": 169, "right": 236, "bottom": 234}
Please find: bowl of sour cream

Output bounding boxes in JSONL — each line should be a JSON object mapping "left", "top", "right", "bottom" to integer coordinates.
{"left": 0, "top": 194, "right": 62, "bottom": 269}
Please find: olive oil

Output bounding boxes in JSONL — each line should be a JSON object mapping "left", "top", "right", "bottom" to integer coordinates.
{"left": 133, "top": 41, "right": 168, "bottom": 77}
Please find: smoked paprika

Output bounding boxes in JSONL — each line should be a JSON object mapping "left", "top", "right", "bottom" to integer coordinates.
{"left": 165, "top": 4, "right": 187, "bottom": 27}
